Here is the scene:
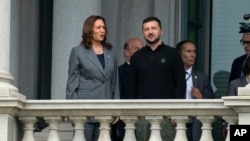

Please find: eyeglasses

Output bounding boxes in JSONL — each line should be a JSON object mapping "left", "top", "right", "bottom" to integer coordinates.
{"left": 240, "top": 39, "right": 250, "bottom": 46}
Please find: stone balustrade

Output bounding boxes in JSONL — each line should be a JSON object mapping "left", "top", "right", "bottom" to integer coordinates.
{"left": 1, "top": 97, "right": 246, "bottom": 141}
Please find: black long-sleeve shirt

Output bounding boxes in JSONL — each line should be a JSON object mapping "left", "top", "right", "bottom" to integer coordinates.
{"left": 127, "top": 43, "right": 186, "bottom": 99}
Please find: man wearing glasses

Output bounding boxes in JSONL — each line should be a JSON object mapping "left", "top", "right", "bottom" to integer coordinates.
{"left": 229, "top": 14, "right": 250, "bottom": 82}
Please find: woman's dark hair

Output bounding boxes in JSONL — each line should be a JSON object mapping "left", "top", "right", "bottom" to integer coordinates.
{"left": 243, "top": 56, "right": 250, "bottom": 75}
{"left": 142, "top": 16, "right": 162, "bottom": 29}
{"left": 80, "top": 15, "right": 112, "bottom": 49}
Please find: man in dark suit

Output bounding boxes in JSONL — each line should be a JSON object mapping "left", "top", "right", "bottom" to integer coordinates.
{"left": 176, "top": 40, "right": 214, "bottom": 141}
{"left": 119, "top": 37, "right": 143, "bottom": 99}
{"left": 111, "top": 37, "right": 143, "bottom": 141}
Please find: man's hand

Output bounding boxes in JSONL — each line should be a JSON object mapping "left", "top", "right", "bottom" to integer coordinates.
{"left": 112, "top": 116, "right": 120, "bottom": 124}
{"left": 191, "top": 87, "right": 203, "bottom": 99}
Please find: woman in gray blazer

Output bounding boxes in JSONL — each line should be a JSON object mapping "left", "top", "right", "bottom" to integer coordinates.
{"left": 227, "top": 56, "right": 250, "bottom": 96}
{"left": 66, "top": 15, "right": 118, "bottom": 141}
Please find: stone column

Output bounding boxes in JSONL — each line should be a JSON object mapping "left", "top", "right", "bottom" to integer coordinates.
{"left": 172, "top": 115, "right": 189, "bottom": 141}
{"left": 44, "top": 116, "right": 63, "bottom": 141}
{"left": 0, "top": 0, "right": 18, "bottom": 96}
{"left": 223, "top": 116, "right": 238, "bottom": 141}
{"left": 0, "top": 2, "right": 25, "bottom": 140}
{"left": 51, "top": 0, "right": 102, "bottom": 99}
{"left": 198, "top": 116, "right": 215, "bottom": 141}
{"left": 19, "top": 117, "right": 38, "bottom": 141}
{"left": 95, "top": 116, "right": 112, "bottom": 141}
{"left": 120, "top": 116, "right": 137, "bottom": 141}
{"left": 70, "top": 116, "right": 88, "bottom": 141}
{"left": 146, "top": 115, "right": 163, "bottom": 141}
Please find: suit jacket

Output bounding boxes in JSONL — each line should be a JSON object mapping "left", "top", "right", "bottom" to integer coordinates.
{"left": 191, "top": 69, "right": 214, "bottom": 99}
{"left": 229, "top": 54, "right": 248, "bottom": 82}
{"left": 186, "top": 69, "right": 214, "bottom": 141}
{"left": 118, "top": 62, "right": 130, "bottom": 99}
{"left": 227, "top": 77, "right": 248, "bottom": 96}
{"left": 66, "top": 45, "right": 118, "bottom": 99}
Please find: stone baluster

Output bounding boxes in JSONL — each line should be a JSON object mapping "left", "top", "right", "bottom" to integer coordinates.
{"left": 19, "top": 116, "right": 37, "bottom": 141}
{"left": 120, "top": 115, "right": 137, "bottom": 141}
{"left": 172, "top": 116, "right": 189, "bottom": 141}
{"left": 146, "top": 115, "right": 163, "bottom": 141}
{"left": 198, "top": 115, "right": 215, "bottom": 141}
{"left": 70, "top": 116, "right": 87, "bottom": 141}
{"left": 95, "top": 116, "right": 112, "bottom": 141}
{"left": 44, "top": 116, "right": 62, "bottom": 141}
{"left": 223, "top": 116, "right": 238, "bottom": 141}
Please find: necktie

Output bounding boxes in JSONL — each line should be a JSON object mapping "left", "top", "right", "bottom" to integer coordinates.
{"left": 186, "top": 72, "right": 192, "bottom": 99}
{"left": 186, "top": 72, "right": 192, "bottom": 81}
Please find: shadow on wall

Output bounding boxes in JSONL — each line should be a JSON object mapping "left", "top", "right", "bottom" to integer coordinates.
{"left": 212, "top": 70, "right": 230, "bottom": 141}
{"left": 213, "top": 70, "right": 230, "bottom": 99}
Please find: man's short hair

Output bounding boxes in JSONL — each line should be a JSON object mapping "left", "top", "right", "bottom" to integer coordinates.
{"left": 123, "top": 42, "right": 129, "bottom": 50}
{"left": 142, "top": 16, "right": 162, "bottom": 29}
{"left": 176, "top": 40, "right": 195, "bottom": 52}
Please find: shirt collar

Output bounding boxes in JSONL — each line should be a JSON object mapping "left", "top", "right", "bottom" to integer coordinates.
{"left": 145, "top": 42, "right": 164, "bottom": 51}
{"left": 186, "top": 67, "right": 192, "bottom": 74}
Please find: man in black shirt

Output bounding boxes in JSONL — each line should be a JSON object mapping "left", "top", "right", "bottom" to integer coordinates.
{"left": 127, "top": 16, "right": 186, "bottom": 99}
{"left": 127, "top": 16, "right": 186, "bottom": 141}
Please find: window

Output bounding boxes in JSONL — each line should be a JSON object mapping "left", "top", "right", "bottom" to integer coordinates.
{"left": 182, "top": 0, "right": 208, "bottom": 72}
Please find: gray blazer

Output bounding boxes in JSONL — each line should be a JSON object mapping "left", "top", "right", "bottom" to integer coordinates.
{"left": 66, "top": 45, "right": 118, "bottom": 99}
{"left": 227, "top": 77, "right": 248, "bottom": 96}
{"left": 192, "top": 69, "right": 214, "bottom": 99}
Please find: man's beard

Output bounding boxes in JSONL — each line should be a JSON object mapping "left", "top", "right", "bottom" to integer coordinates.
{"left": 145, "top": 35, "right": 161, "bottom": 45}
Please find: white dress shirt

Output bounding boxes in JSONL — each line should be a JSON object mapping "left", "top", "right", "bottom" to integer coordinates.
{"left": 186, "top": 67, "right": 193, "bottom": 99}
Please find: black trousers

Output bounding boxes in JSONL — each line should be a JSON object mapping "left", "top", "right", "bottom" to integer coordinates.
{"left": 111, "top": 119, "right": 126, "bottom": 141}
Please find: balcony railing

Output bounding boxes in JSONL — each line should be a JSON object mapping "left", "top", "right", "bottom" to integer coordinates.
{"left": 2, "top": 93, "right": 250, "bottom": 141}
{"left": 2, "top": 85, "right": 250, "bottom": 141}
